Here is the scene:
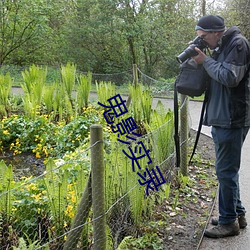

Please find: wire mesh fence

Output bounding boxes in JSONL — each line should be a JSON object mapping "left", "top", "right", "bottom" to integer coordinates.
{"left": 0, "top": 65, "right": 190, "bottom": 249}
{"left": 0, "top": 64, "right": 174, "bottom": 97}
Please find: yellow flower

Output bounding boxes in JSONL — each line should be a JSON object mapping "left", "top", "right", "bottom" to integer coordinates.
{"left": 71, "top": 195, "right": 76, "bottom": 204}
{"left": 26, "top": 183, "right": 37, "bottom": 191}
{"left": 32, "top": 193, "right": 42, "bottom": 201}
{"left": 65, "top": 205, "right": 74, "bottom": 218}
{"left": 14, "top": 149, "right": 22, "bottom": 155}
{"left": 42, "top": 147, "right": 49, "bottom": 157}
{"left": 12, "top": 207, "right": 17, "bottom": 212}
{"left": 3, "top": 130, "right": 9, "bottom": 135}
{"left": 36, "top": 152, "right": 41, "bottom": 159}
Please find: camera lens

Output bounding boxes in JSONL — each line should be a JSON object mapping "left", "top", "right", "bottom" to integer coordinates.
{"left": 176, "top": 45, "right": 198, "bottom": 63}
{"left": 176, "top": 37, "right": 208, "bottom": 63}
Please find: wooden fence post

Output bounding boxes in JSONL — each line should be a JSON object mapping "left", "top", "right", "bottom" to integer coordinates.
{"left": 126, "top": 64, "right": 138, "bottom": 108}
{"left": 133, "top": 64, "right": 138, "bottom": 86}
{"left": 180, "top": 94, "right": 188, "bottom": 176}
{"left": 91, "top": 124, "right": 106, "bottom": 250}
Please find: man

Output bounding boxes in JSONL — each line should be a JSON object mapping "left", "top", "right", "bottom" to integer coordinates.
{"left": 192, "top": 15, "right": 250, "bottom": 238}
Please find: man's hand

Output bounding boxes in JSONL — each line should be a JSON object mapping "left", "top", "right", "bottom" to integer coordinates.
{"left": 192, "top": 47, "right": 207, "bottom": 64}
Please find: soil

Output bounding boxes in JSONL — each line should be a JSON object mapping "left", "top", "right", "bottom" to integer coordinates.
{"left": 0, "top": 152, "right": 45, "bottom": 180}
{"left": 159, "top": 130, "right": 217, "bottom": 250}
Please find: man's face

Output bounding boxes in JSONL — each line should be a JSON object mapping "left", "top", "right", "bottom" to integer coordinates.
{"left": 196, "top": 30, "right": 222, "bottom": 49}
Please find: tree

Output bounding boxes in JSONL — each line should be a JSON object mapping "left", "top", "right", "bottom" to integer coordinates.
{"left": 0, "top": 0, "right": 50, "bottom": 65}
{"left": 66, "top": 0, "right": 200, "bottom": 78}
{"left": 63, "top": 0, "right": 129, "bottom": 73}
{"left": 1, "top": 0, "right": 231, "bottom": 79}
{"left": 220, "top": 0, "right": 250, "bottom": 39}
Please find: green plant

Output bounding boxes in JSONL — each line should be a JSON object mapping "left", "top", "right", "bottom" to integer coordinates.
{"left": 43, "top": 159, "right": 67, "bottom": 216}
{"left": 117, "top": 233, "right": 163, "bottom": 250}
{"left": 21, "top": 65, "right": 47, "bottom": 118}
{"left": 127, "top": 163, "right": 146, "bottom": 224}
{"left": 145, "top": 100, "right": 174, "bottom": 166}
{"left": 0, "top": 115, "right": 57, "bottom": 157}
{"left": 105, "top": 131, "right": 157, "bottom": 250}
{"left": 0, "top": 161, "right": 17, "bottom": 248}
{"left": 60, "top": 62, "right": 76, "bottom": 102}
{"left": 165, "top": 183, "right": 171, "bottom": 200}
{"left": 0, "top": 73, "right": 12, "bottom": 117}
{"left": 52, "top": 83, "right": 66, "bottom": 121}
{"left": 172, "top": 190, "right": 180, "bottom": 210}
{"left": 42, "top": 159, "right": 69, "bottom": 247}
{"left": 129, "top": 83, "right": 152, "bottom": 124}
{"left": 76, "top": 72, "right": 92, "bottom": 111}
{"left": 0, "top": 161, "right": 15, "bottom": 222}
{"left": 0, "top": 110, "right": 100, "bottom": 158}
{"left": 13, "top": 233, "right": 49, "bottom": 250}
{"left": 51, "top": 81, "right": 74, "bottom": 122}
{"left": 96, "top": 81, "right": 116, "bottom": 107}
{"left": 43, "top": 84, "right": 55, "bottom": 114}
{"left": 12, "top": 177, "right": 49, "bottom": 241}
{"left": 178, "top": 173, "right": 191, "bottom": 189}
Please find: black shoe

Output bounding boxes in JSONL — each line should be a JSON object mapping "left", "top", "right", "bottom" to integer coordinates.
{"left": 204, "top": 222, "right": 240, "bottom": 238}
{"left": 211, "top": 214, "right": 247, "bottom": 229}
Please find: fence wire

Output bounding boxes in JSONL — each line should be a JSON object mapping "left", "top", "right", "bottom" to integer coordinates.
{"left": 0, "top": 67, "right": 191, "bottom": 249}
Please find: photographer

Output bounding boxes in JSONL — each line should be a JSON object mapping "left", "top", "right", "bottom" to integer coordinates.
{"left": 192, "top": 15, "right": 250, "bottom": 238}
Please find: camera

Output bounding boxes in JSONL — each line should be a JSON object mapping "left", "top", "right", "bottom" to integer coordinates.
{"left": 176, "top": 36, "right": 208, "bottom": 64}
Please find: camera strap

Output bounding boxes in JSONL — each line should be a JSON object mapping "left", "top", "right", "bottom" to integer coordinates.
{"left": 174, "top": 85, "right": 208, "bottom": 168}
{"left": 189, "top": 91, "right": 208, "bottom": 164}
{"left": 174, "top": 82, "right": 181, "bottom": 168}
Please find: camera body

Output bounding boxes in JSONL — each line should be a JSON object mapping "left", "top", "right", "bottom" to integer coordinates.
{"left": 176, "top": 36, "right": 208, "bottom": 64}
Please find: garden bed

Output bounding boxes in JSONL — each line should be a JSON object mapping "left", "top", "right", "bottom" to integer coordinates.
{"left": 0, "top": 65, "right": 217, "bottom": 249}
{"left": 0, "top": 129, "right": 217, "bottom": 250}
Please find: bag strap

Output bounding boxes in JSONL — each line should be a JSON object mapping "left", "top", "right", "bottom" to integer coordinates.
{"left": 189, "top": 91, "right": 208, "bottom": 164}
{"left": 174, "top": 80, "right": 208, "bottom": 168}
{"left": 174, "top": 80, "right": 180, "bottom": 168}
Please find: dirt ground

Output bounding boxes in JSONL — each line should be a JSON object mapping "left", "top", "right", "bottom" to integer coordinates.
{"left": 159, "top": 130, "right": 217, "bottom": 250}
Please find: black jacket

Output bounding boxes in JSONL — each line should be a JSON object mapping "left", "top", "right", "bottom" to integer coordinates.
{"left": 203, "top": 26, "right": 250, "bottom": 128}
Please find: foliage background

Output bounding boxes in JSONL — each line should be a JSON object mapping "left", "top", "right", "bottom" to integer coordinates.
{"left": 0, "top": 0, "right": 249, "bottom": 80}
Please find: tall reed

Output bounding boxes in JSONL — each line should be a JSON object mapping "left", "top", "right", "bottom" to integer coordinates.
{"left": 0, "top": 73, "right": 12, "bottom": 116}
{"left": 0, "top": 161, "right": 14, "bottom": 222}
{"left": 105, "top": 133, "right": 153, "bottom": 229}
{"left": 21, "top": 65, "right": 47, "bottom": 118}
{"left": 145, "top": 100, "right": 174, "bottom": 166}
{"left": 96, "top": 81, "right": 116, "bottom": 107}
{"left": 76, "top": 72, "right": 92, "bottom": 113}
{"left": 61, "top": 63, "right": 76, "bottom": 103}
{"left": 43, "top": 159, "right": 68, "bottom": 233}
{"left": 52, "top": 82, "right": 73, "bottom": 122}
{"left": 129, "top": 83, "right": 152, "bottom": 124}
{"left": 43, "top": 84, "right": 55, "bottom": 114}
